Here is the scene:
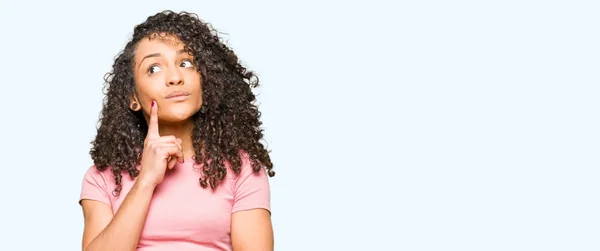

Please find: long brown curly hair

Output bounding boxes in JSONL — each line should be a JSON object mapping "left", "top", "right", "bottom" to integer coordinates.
{"left": 90, "top": 10, "right": 275, "bottom": 195}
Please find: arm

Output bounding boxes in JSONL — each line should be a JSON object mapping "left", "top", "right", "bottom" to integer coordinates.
{"left": 81, "top": 181, "right": 156, "bottom": 251}
{"left": 231, "top": 209, "right": 274, "bottom": 251}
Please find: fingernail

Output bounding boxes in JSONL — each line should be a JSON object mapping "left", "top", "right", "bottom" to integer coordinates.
{"left": 151, "top": 101, "right": 155, "bottom": 107}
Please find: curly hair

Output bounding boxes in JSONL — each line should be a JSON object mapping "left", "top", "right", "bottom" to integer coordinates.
{"left": 90, "top": 10, "right": 275, "bottom": 195}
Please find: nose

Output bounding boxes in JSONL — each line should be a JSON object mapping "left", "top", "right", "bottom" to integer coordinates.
{"left": 167, "top": 68, "right": 184, "bottom": 86}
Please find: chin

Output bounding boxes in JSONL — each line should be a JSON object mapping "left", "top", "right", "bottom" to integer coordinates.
{"left": 160, "top": 106, "right": 199, "bottom": 123}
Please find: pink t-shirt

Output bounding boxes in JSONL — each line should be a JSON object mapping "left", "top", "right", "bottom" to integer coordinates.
{"left": 79, "top": 155, "right": 271, "bottom": 251}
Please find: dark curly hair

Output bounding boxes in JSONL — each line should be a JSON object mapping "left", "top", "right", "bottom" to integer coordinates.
{"left": 90, "top": 10, "right": 275, "bottom": 195}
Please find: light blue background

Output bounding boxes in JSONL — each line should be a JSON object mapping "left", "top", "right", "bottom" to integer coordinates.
{"left": 0, "top": 0, "right": 598, "bottom": 250}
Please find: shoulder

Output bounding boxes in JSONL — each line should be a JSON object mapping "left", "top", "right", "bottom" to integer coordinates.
{"left": 226, "top": 151, "right": 270, "bottom": 190}
{"left": 225, "top": 151, "right": 271, "bottom": 213}
{"left": 80, "top": 165, "right": 121, "bottom": 197}
{"left": 80, "top": 165, "right": 116, "bottom": 205}
{"left": 226, "top": 151, "right": 267, "bottom": 179}
{"left": 82, "top": 165, "right": 108, "bottom": 182}
{"left": 81, "top": 165, "right": 116, "bottom": 184}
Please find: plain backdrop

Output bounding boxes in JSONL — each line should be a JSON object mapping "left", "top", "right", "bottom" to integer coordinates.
{"left": 0, "top": 0, "right": 598, "bottom": 250}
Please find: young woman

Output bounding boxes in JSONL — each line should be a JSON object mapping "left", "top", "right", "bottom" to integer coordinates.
{"left": 79, "top": 10, "right": 275, "bottom": 251}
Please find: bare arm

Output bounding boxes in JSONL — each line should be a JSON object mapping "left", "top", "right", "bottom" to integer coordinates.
{"left": 82, "top": 181, "right": 156, "bottom": 251}
{"left": 231, "top": 209, "right": 274, "bottom": 251}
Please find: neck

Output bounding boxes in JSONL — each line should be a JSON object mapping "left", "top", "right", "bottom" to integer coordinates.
{"left": 156, "top": 119, "right": 196, "bottom": 158}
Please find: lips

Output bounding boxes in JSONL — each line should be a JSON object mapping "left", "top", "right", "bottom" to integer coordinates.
{"left": 165, "top": 90, "right": 191, "bottom": 99}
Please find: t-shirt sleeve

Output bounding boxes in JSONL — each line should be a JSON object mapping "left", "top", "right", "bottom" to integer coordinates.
{"left": 231, "top": 160, "right": 271, "bottom": 213}
{"left": 79, "top": 165, "right": 111, "bottom": 206}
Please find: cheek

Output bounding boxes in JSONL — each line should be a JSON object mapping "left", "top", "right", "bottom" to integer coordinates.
{"left": 192, "top": 90, "right": 204, "bottom": 109}
{"left": 185, "top": 72, "right": 203, "bottom": 94}
{"left": 135, "top": 79, "right": 164, "bottom": 100}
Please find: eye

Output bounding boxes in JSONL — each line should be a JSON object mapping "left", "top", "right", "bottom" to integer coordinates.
{"left": 180, "top": 60, "right": 194, "bottom": 68}
{"left": 148, "top": 65, "right": 162, "bottom": 74}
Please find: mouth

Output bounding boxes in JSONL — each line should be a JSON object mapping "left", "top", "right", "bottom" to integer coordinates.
{"left": 165, "top": 90, "right": 192, "bottom": 99}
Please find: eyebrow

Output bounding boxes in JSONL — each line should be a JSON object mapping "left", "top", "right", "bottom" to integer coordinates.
{"left": 138, "top": 49, "right": 189, "bottom": 68}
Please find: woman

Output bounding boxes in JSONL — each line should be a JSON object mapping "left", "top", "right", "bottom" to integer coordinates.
{"left": 79, "top": 10, "right": 275, "bottom": 251}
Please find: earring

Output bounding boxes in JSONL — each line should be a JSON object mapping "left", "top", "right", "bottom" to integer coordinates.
{"left": 131, "top": 102, "right": 139, "bottom": 110}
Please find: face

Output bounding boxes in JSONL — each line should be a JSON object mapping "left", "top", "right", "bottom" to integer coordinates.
{"left": 131, "top": 34, "right": 203, "bottom": 124}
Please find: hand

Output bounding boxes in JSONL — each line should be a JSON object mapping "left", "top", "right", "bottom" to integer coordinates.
{"left": 137, "top": 101, "right": 184, "bottom": 187}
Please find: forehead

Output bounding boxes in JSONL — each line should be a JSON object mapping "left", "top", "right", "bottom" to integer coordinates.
{"left": 134, "top": 33, "right": 186, "bottom": 59}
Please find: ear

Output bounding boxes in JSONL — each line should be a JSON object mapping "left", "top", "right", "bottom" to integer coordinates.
{"left": 129, "top": 95, "right": 141, "bottom": 111}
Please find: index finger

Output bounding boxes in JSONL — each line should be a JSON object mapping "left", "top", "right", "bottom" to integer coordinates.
{"left": 147, "top": 100, "right": 160, "bottom": 138}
